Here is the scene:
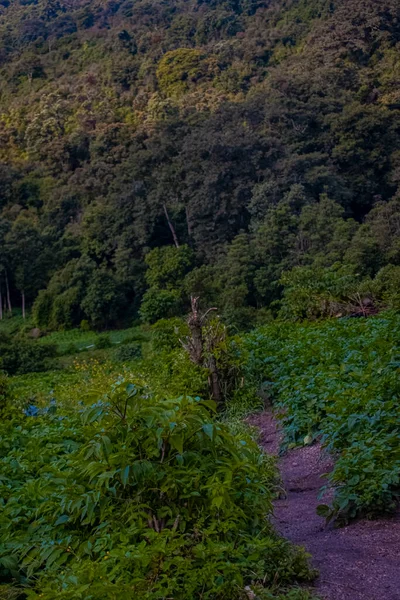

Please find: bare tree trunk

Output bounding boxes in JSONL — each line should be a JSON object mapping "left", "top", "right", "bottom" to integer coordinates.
{"left": 185, "top": 206, "right": 192, "bottom": 237}
{"left": 0, "top": 286, "right": 2, "bottom": 320}
{"left": 5, "top": 271, "right": 11, "bottom": 314}
{"left": 22, "top": 290, "right": 25, "bottom": 319}
{"left": 181, "top": 297, "right": 223, "bottom": 404}
{"left": 208, "top": 355, "right": 222, "bottom": 404}
{"left": 186, "top": 297, "right": 203, "bottom": 364}
{"left": 163, "top": 203, "right": 180, "bottom": 248}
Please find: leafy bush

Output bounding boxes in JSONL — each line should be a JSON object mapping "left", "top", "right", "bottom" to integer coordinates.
{"left": 0, "top": 382, "right": 314, "bottom": 599}
{"left": 0, "top": 333, "right": 57, "bottom": 375}
{"left": 0, "top": 371, "right": 10, "bottom": 412}
{"left": 95, "top": 333, "right": 112, "bottom": 349}
{"left": 150, "top": 317, "right": 189, "bottom": 349}
{"left": 372, "top": 264, "right": 400, "bottom": 310}
{"left": 80, "top": 319, "right": 91, "bottom": 331}
{"left": 240, "top": 314, "right": 400, "bottom": 520}
{"left": 278, "top": 264, "right": 365, "bottom": 320}
{"left": 113, "top": 341, "right": 142, "bottom": 361}
{"left": 140, "top": 288, "right": 183, "bottom": 323}
{"left": 140, "top": 246, "right": 194, "bottom": 323}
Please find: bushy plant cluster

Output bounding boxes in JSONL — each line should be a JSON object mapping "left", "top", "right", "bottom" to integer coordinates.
{"left": 0, "top": 333, "right": 57, "bottom": 375}
{"left": 240, "top": 313, "right": 400, "bottom": 520}
{"left": 113, "top": 341, "right": 142, "bottom": 362}
{"left": 0, "top": 381, "right": 314, "bottom": 599}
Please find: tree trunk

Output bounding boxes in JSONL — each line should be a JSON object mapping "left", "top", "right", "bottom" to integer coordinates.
{"left": 208, "top": 355, "right": 222, "bottom": 404}
{"left": 5, "top": 271, "right": 11, "bottom": 314}
{"left": 163, "top": 203, "right": 180, "bottom": 248}
{"left": 186, "top": 297, "right": 203, "bottom": 365}
{"left": 22, "top": 290, "right": 25, "bottom": 319}
{"left": 185, "top": 206, "right": 192, "bottom": 237}
{"left": 0, "top": 286, "right": 2, "bottom": 320}
{"left": 181, "top": 297, "right": 222, "bottom": 404}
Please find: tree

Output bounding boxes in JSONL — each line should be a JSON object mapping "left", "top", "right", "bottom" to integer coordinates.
{"left": 140, "top": 245, "right": 194, "bottom": 323}
{"left": 6, "top": 213, "right": 47, "bottom": 318}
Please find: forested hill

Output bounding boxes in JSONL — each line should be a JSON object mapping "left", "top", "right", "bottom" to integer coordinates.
{"left": 0, "top": 0, "right": 399, "bottom": 328}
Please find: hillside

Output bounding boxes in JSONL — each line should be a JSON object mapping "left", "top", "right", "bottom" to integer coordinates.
{"left": 0, "top": 0, "right": 400, "bottom": 328}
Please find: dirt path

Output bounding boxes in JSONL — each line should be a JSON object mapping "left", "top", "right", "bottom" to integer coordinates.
{"left": 249, "top": 412, "right": 400, "bottom": 600}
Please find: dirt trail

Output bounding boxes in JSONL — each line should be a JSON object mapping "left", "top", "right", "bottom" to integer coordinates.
{"left": 249, "top": 412, "right": 400, "bottom": 600}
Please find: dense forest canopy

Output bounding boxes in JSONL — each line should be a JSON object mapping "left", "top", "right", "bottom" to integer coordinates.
{"left": 0, "top": 0, "right": 399, "bottom": 327}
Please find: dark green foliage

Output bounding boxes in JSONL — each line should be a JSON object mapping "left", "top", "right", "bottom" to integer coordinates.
{"left": 113, "top": 341, "right": 142, "bottom": 361}
{"left": 372, "top": 265, "right": 400, "bottom": 310}
{"left": 150, "top": 317, "right": 189, "bottom": 350}
{"left": 240, "top": 314, "right": 400, "bottom": 520}
{"left": 278, "top": 264, "right": 365, "bottom": 320}
{"left": 0, "top": 333, "right": 57, "bottom": 375}
{"left": 33, "top": 260, "right": 127, "bottom": 330}
{"left": 0, "top": 371, "right": 10, "bottom": 412}
{"left": 140, "top": 246, "right": 194, "bottom": 323}
{"left": 140, "top": 287, "right": 183, "bottom": 323}
{"left": 0, "top": 382, "right": 314, "bottom": 599}
{"left": 95, "top": 333, "right": 112, "bottom": 349}
{"left": 0, "top": 0, "right": 399, "bottom": 325}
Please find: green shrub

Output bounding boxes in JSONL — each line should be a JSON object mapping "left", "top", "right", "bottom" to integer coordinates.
{"left": 113, "top": 341, "right": 142, "bottom": 361}
{"left": 140, "top": 288, "right": 183, "bottom": 323}
{"left": 279, "top": 264, "right": 363, "bottom": 320}
{"left": 0, "top": 371, "right": 10, "bottom": 412}
{"left": 241, "top": 314, "right": 400, "bottom": 520}
{"left": 0, "top": 382, "right": 314, "bottom": 599}
{"left": 150, "top": 317, "right": 189, "bottom": 349}
{"left": 80, "top": 319, "right": 91, "bottom": 331}
{"left": 0, "top": 333, "right": 57, "bottom": 375}
{"left": 95, "top": 333, "right": 112, "bottom": 349}
{"left": 61, "top": 342, "right": 78, "bottom": 356}
{"left": 32, "top": 289, "right": 53, "bottom": 329}
{"left": 372, "top": 264, "right": 400, "bottom": 310}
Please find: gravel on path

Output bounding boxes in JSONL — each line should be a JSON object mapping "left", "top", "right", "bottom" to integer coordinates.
{"left": 249, "top": 411, "right": 400, "bottom": 600}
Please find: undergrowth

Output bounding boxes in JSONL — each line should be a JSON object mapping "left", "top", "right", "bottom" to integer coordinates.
{"left": 0, "top": 322, "right": 317, "bottom": 599}
{"left": 0, "top": 378, "right": 315, "bottom": 599}
{"left": 240, "top": 313, "right": 400, "bottom": 521}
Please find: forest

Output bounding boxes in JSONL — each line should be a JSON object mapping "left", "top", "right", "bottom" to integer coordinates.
{"left": 0, "top": 0, "right": 400, "bottom": 598}
{"left": 0, "top": 0, "right": 399, "bottom": 325}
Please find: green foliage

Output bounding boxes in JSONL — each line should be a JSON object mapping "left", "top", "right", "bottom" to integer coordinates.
{"left": 33, "top": 260, "right": 127, "bottom": 330}
{"left": 150, "top": 317, "right": 189, "bottom": 350}
{"left": 144, "top": 245, "right": 194, "bottom": 289}
{"left": 81, "top": 269, "right": 126, "bottom": 329}
{"left": 95, "top": 333, "right": 112, "bottom": 349}
{"left": 0, "top": 371, "right": 10, "bottom": 412}
{"left": 241, "top": 314, "right": 400, "bottom": 520}
{"left": 113, "top": 341, "right": 142, "bottom": 362}
{"left": 0, "top": 333, "right": 57, "bottom": 375}
{"left": 140, "top": 246, "right": 194, "bottom": 323}
{"left": 0, "top": 381, "right": 314, "bottom": 599}
{"left": 157, "top": 49, "right": 216, "bottom": 97}
{"left": 372, "top": 265, "right": 400, "bottom": 310}
{"left": 0, "top": 0, "right": 399, "bottom": 326}
{"left": 278, "top": 264, "right": 362, "bottom": 320}
{"left": 80, "top": 320, "right": 91, "bottom": 332}
{"left": 140, "top": 287, "right": 183, "bottom": 324}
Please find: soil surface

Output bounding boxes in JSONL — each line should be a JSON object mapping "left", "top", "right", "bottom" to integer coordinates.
{"left": 249, "top": 411, "right": 400, "bottom": 600}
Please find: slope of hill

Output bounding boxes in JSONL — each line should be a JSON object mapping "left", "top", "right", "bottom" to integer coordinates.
{"left": 0, "top": 0, "right": 399, "bottom": 327}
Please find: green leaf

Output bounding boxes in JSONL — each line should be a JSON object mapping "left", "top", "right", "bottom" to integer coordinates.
{"left": 55, "top": 514, "right": 69, "bottom": 526}
{"left": 170, "top": 433, "right": 184, "bottom": 454}
{"left": 121, "top": 465, "right": 130, "bottom": 486}
{"left": 202, "top": 423, "right": 214, "bottom": 441}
